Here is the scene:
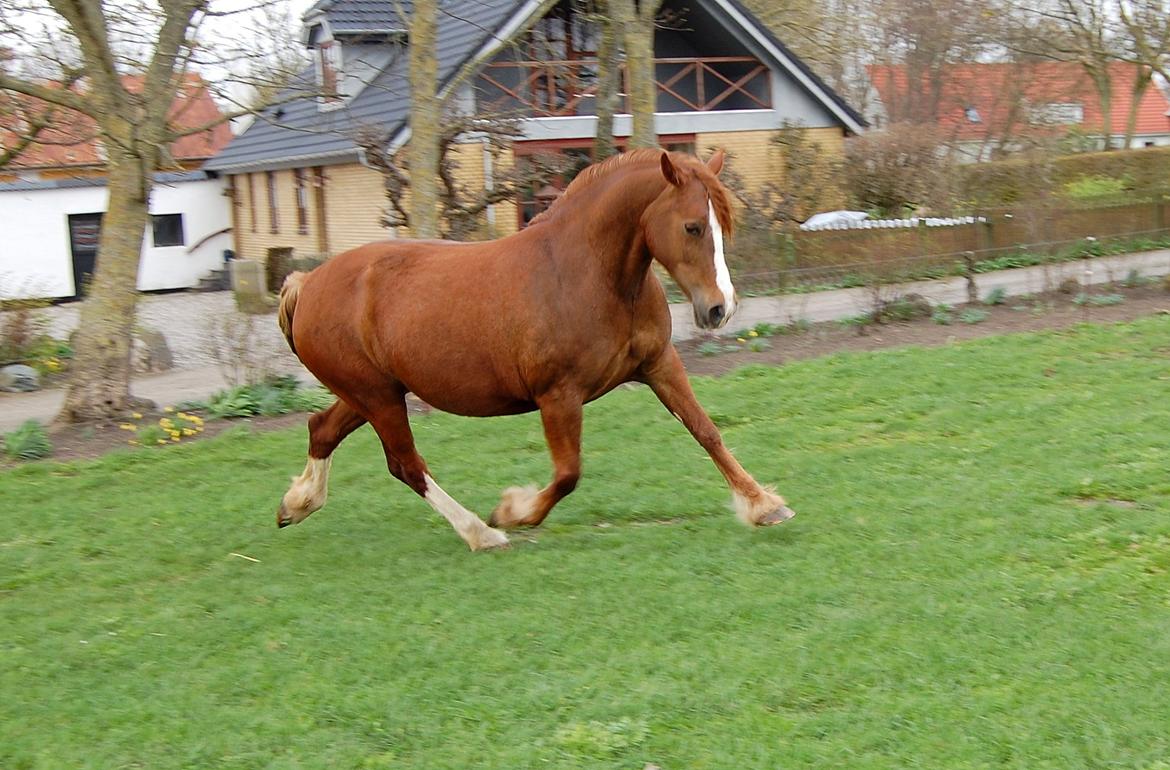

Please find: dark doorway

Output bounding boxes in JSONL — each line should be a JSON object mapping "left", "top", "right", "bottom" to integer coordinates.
{"left": 67, "top": 213, "right": 103, "bottom": 298}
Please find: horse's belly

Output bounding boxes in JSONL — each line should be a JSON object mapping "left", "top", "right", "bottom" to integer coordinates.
{"left": 412, "top": 386, "right": 537, "bottom": 417}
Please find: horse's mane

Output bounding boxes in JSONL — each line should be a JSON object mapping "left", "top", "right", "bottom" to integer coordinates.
{"left": 529, "top": 148, "right": 735, "bottom": 236}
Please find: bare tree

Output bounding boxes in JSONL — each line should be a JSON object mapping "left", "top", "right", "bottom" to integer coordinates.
{"left": 357, "top": 112, "right": 572, "bottom": 239}
{"left": 590, "top": 0, "right": 623, "bottom": 160}
{"left": 0, "top": 0, "right": 308, "bottom": 422}
{"left": 407, "top": 0, "right": 442, "bottom": 239}
{"left": 613, "top": 0, "right": 661, "bottom": 147}
{"left": 1119, "top": 0, "right": 1170, "bottom": 82}
{"left": 1004, "top": 0, "right": 1122, "bottom": 149}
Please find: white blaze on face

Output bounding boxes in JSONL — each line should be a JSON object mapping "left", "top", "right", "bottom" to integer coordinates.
{"left": 708, "top": 200, "right": 735, "bottom": 315}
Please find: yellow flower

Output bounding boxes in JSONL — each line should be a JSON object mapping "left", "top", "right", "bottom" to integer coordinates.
{"left": 131, "top": 412, "right": 143, "bottom": 420}
{"left": 118, "top": 423, "right": 135, "bottom": 431}
{"left": 182, "top": 429, "right": 196, "bottom": 436}
{"left": 748, "top": 330, "right": 759, "bottom": 337}
{"left": 171, "top": 437, "right": 181, "bottom": 443}
{"left": 156, "top": 439, "right": 168, "bottom": 445}
{"left": 737, "top": 337, "right": 746, "bottom": 343}
{"left": 164, "top": 406, "right": 174, "bottom": 413}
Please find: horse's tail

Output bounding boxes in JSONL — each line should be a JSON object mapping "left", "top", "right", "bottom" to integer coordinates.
{"left": 278, "top": 271, "right": 307, "bottom": 357}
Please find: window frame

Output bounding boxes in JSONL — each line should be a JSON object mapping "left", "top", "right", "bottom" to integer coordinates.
{"left": 266, "top": 170, "right": 279, "bottom": 234}
{"left": 294, "top": 168, "right": 310, "bottom": 235}
{"left": 151, "top": 213, "right": 185, "bottom": 248}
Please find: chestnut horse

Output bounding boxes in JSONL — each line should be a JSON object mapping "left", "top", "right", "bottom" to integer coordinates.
{"left": 276, "top": 148, "right": 794, "bottom": 550}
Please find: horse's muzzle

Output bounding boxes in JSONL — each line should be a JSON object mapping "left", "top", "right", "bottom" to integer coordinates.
{"left": 693, "top": 299, "right": 735, "bottom": 330}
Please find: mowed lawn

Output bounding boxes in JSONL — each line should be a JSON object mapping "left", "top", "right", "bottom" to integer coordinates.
{"left": 4, "top": 319, "right": 1170, "bottom": 769}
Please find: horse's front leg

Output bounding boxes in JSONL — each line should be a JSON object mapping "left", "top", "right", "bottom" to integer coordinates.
{"left": 642, "top": 348, "right": 795, "bottom": 526}
{"left": 489, "top": 393, "right": 582, "bottom": 529}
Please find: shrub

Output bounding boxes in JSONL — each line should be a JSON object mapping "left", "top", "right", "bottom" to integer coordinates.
{"left": 983, "top": 287, "right": 1007, "bottom": 306}
{"left": 746, "top": 337, "right": 772, "bottom": 352}
{"left": 932, "top": 304, "right": 953, "bottom": 325}
{"left": 1122, "top": 269, "right": 1149, "bottom": 288}
{"left": 1062, "top": 175, "right": 1130, "bottom": 200}
{"left": 959, "top": 309, "right": 990, "bottom": 324}
{"left": 843, "top": 123, "right": 957, "bottom": 215}
{"left": 206, "top": 376, "right": 334, "bottom": 418}
{"left": 698, "top": 341, "right": 723, "bottom": 357}
{"left": 1073, "top": 293, "right": 1124, "bottom": 307}
{"left": 4, "top": 420, "right": 52, "bottom": 461}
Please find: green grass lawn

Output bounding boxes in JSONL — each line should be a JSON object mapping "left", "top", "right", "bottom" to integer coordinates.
{"left": 4, "top": 319, "right": 1170, "bottom": 769}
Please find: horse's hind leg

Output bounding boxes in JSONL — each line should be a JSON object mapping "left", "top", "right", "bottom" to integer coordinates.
{"left": 489, "top": 393, "right": 583, "bottom": 529}
{"left": 277, "top": 399, "right": 366, "bottom": 527}
{"left": 366, "top": 390, "right": 509, "bottom": 552}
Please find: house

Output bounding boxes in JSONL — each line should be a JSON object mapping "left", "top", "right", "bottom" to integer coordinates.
{"left": 0, "top": 74, "right": 233, "bottom": 300}
{"left": 204, "top": 0, "right": 865, "bottom": 270}
{"left": 866, "top": 61, "right": 1170, "bottom": 163}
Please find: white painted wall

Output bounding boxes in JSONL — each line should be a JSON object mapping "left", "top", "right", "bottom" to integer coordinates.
{"left": 0, "top": 176, "right": 231, "bottom": 300}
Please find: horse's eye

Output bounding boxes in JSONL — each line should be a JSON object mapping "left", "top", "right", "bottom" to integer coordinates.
{"left": 685, "top": 222, "right": 703, "bottom": 237}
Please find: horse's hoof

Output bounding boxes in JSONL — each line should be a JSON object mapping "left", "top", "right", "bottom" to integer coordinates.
{"left": 471, "top": 526, "right": 510, "bottom": 551}
{"left": 276, "top": 503, "right": 295, "bottom": 528}
{"left": 489, "top": 485, "right": 540, "bottom": 529}
{"left": 757, "top": 505, "right": 796, "bottom": 527}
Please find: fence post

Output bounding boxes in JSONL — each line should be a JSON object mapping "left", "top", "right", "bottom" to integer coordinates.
{"left": 962, "top": 251, "right": 978, "bottom": 304}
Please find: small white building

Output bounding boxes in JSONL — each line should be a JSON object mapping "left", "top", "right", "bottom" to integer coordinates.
{"left": 0, "top": 73, "right": 234, "bottom": 300}
{"left": 0, "top": 171, "right": 232, "bottom": 300}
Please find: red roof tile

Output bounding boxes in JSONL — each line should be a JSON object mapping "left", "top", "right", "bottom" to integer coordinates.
{"left": 0, "top": 72, "right": 232, "bottom": 170}
{"left": 868, "top": 61, "right": 1170, "bottom": 142}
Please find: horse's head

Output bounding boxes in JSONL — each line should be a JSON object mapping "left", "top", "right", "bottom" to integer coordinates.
{"left": 644, "top": 150, "right": 737, "bottom": 330}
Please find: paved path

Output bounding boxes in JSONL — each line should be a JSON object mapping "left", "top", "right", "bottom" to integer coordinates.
{"left": 4, "top": 248, "right": 1169, "bottom": 432}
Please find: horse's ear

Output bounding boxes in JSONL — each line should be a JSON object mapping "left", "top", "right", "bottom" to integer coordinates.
{"left": 706, "top": 149, "right": 725, "bottom": 176}
{"left": 660, "top": 152, "right": 684, "bottom": 187}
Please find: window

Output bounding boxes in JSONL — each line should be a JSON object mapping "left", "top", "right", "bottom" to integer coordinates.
{"left": 294, "top": 168, "right": 310, "bottom": 234}
{"left": 266, "top": 171, "right": 279, "bottom": 234}
{"left": 316, "top": 40, "right": 342, "bottom": 103}
{"left": 1028, "top": 102, "right": 1083, "bottom": 126}
{"left": 514, "top": 134, "right": 696, "bottom": 228}
{"left": 151, "top": 214, "right": 184, "bottom": 247}
{"left": 246, "top": 173, "right": 257, "bottom": 232}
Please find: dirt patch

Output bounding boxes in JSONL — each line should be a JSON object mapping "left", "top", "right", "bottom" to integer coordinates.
{"left": 8, "top": 283, "right": 1169, "bottom": 464}
{"left": 8, "top": 398, "right": 434, "bottom": 465}
{"left": 677, "top": 282, "right": 1170, "bottom": 377}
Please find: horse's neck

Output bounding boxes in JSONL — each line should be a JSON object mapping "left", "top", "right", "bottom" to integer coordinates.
{"left": 575, "top": 167, "right": 667, "bottom": 299}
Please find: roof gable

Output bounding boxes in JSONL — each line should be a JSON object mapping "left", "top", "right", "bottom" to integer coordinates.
{"left": 207, "top": 0, "right": 863, "bottom": 172}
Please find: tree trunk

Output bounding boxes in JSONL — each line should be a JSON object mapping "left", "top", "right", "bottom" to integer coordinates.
{"left": 409, "top": 0, "right": 441, "bottom": 238}
{"left": 1090, "top": 69, "right": 1114, "bottom": 150}
{"left": 59, "top": 149, "right": 155, "bottom": 422}
{"left": 593, "top": 0, "right": 622, "bottom": 160}
{"left": 624, "top": 0, "right": 659, "bottom": 148}
{"left": 1123, "top": 67, "right": 1152, "bottom": 148}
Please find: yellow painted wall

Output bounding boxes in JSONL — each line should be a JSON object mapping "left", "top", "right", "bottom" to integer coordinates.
{"left": 233, "top": 169, "right": 327, "bottom": 261}
{"left": 698, "top": 126, "right": 846, "bottom": 215}
{"left": 323, "top": 163, "right": 394, "bottom": 252}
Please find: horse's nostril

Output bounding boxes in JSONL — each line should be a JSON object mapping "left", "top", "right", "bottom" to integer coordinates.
{"left": 708, "top": 304, "right": 725, "bottom": 327}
